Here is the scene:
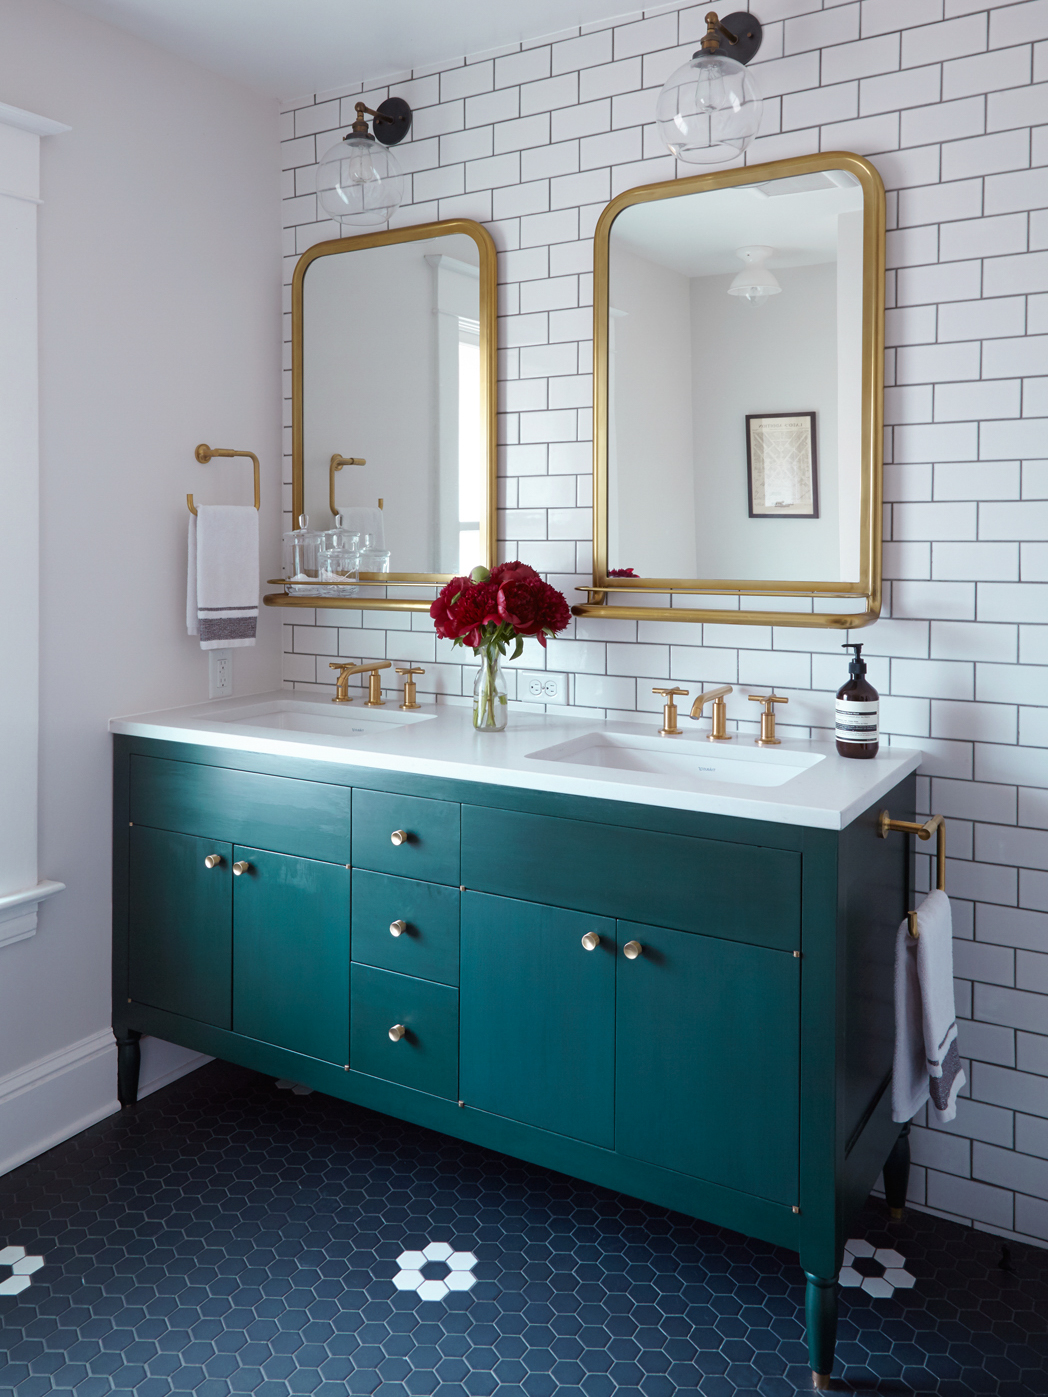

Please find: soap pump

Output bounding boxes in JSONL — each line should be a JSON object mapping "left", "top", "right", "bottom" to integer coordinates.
{"left": 836, "top": 643, "right": 879, "bottom": 759}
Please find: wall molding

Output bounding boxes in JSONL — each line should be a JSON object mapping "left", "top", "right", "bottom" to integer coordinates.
{"left": 0, "top": 100, "right": 70, "bottom": 137}
{"left": 0, "top": 879, "right": 65, "bottom": 950}
{"left": 0, "top": 1028, "right": 118, "bottom": 1178}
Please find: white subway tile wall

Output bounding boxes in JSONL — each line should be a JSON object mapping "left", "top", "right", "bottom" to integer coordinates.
{"left": 281, "top": 2, "right": 1048, "bottom": 1247}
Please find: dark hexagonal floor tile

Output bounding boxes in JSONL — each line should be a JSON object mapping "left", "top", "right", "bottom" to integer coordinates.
{"left": 0, "top": 1060, "right": 1045, "bottom": 1396}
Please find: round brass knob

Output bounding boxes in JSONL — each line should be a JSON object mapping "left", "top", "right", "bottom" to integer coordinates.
{"left": 581, "top": 931, "right": 600, "bottom": 951}
{"left": 232, "top": 861, "right": 251, "bottom": 876}
{"left": 203, "top": 854, "right": 223, "bottom": 870}
{"left": 388, "top": 1023, "right": 407, "bottom": 1042}
{"left": 390, "top": 829, "right": 408, "bottom": 846}
{"left": 390, "top": 920, "right": 407, "bottom": 937}
{"left": 623, "top": 940, "right": 643, "bottom": 960}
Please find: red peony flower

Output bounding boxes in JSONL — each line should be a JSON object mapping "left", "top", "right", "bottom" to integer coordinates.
{"left": 497, "top": 580, "right": 544, "bottom": 636}
{"left": 490, "top": 561, "right": 542, "bottom": 586}
{"left": 431, "top": 562, "right": 570, "bottom": 654}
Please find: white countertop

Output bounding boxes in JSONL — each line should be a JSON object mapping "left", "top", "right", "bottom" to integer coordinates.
{"left": 110, "top": 691, "right": 921, "bottom": 832}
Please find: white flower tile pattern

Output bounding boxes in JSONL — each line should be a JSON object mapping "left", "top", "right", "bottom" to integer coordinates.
{"left": 0, "top": 1246, "right": 44, "bottom": 1296}
{"left": 394, "top": 1239, "right": 478, "bottom": 1300}
{"left": 840, "top": 1238, "right": 917, "bottom": 1298}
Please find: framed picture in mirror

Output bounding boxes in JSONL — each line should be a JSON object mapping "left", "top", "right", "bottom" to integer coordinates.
{"left": 746, "top": 412, "right": 818, "bottom": 520}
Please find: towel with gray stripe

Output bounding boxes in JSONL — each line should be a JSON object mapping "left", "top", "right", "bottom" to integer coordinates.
{"left": 187, "top": 505, "right": 259, "bottom": 649}
{"left": 892, "top": 888, "right": 965, "bottom": 1125}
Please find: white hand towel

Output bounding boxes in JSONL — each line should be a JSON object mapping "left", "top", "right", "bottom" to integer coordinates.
{"left": 892, "top": 888, "right": 965, "bottom": 1124}
{"left": 187, "top": 505, "right": 259, "bottom": 650}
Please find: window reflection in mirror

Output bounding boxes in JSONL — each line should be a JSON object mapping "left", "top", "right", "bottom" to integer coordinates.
{"left": 301, "top": 231, "right": 485, "bottom": 577}
{"left": 606, "top": 167, "right": 866, "bottom": 586}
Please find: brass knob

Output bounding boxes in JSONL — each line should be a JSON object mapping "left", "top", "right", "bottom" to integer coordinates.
{"left": 232, "top": 861, "right": 251, "bottom": 876}
{"left": 391, "top": 829, "right": 408, "bottom": 846}
{"left": 623, "top": 940, "right": 643, "bottom": 960}
{"left": 203, "top": 854, "right": 223, "bottom": 870}
{"left": 581, "top": 931, "right": 600, "bottom": 951}
{"left": 388, "top": 1023, "right": 406, "bottom": 1042}
{"left": 390, "top": 920, "right": 407, "bottom": 937}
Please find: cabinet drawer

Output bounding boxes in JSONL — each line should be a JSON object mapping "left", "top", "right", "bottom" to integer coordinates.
{"left": 352, "top": 789, "right": 460, "bottom": 885}
{"left": 350, "top": 964, "right": 458, "bottom": 1099}
{"left": 461, "top": 806, "right": 799, "bottom": 952}
{"left": 352, "top": 870, "right": 459, "bottom": 985}
{"left": 129, "top": 755, "right": 352, "bottom": 864}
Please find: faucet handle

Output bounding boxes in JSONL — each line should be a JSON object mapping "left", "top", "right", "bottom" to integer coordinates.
{"left": 749, "top": 691, "right": 788, "bottom": 746}
{"left": 653, "top": 687, "right": 689, "bottom": 738}
{"left": 396, "top": 666, "right": 425, "bottom": 711}
{"left": 748, "top": 691, "right": 788, "bottom": 711}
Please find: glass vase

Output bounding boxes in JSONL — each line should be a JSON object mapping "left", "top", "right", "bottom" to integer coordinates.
{"left": 473, "top": 646, "right": 508, "bottom": 732}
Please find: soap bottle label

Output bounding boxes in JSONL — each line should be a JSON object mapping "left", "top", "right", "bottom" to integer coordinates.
{"left": 835, "top": 698, "right": 879, "bottom": 746}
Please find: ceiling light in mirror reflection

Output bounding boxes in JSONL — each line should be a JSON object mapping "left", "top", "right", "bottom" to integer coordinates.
{"left": 727, "top": 246, "right": 781, "bottom": 305}
{"left": 605, "top": 172, "right": 864, "bottom": 587}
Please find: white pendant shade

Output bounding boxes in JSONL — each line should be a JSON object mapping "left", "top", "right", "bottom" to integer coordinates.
{"left": 727, "top": 245, "right": 782, "bottom": 305}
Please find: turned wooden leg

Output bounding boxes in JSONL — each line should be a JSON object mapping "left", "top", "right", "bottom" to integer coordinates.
{"left": 804, "top": 1271, "right": 837, "bottom": 1390}
{"left": 116, "top": 1029, "right": 141, "bottom": 1106}
{"left": 883, "top": 1121, "right": 911, "bottom": 1219}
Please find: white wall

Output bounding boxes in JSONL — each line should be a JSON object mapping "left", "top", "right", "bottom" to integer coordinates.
{"left": 0, "top": 0, "right": 281, "bottom": 1166}
{"left": 689, "top": 261, "right": 841, "bottom": 582}
{"left": 608, "top": 241, "right": 696, "bottom": 577}
{"left": 281, "top": 0, "right": 1048, "bottom": 1249}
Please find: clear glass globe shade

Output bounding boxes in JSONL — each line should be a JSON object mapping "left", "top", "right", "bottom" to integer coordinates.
{"left": 655, "top": 52, "right": 763, "bottom": 165}
{"left": 317, "top": 135, "right": 405, "bottom": 228}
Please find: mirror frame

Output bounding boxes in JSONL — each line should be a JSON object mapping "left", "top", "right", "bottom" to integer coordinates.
{"left": 577, "top": 151, "right": 885, "bottom": 630}
{"left": 264, "top": 218, "right": 498, "bottom": 614}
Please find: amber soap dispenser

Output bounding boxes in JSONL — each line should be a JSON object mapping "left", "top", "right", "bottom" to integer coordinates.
{"left": 836, "top": 643, "right": 879, "bottom": 759}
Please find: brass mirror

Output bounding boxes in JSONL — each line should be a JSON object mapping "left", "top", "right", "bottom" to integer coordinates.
{"left": 264, "top": 219, "right": 497, "bottom": 614}
{"left": 578, "top": 152, "right": 885, "bottom": 629}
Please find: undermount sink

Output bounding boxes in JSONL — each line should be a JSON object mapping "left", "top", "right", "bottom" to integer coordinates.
{"left": 527, "top": 731, "right": 824, "bottom": 788}
{"left": 212, "top": 698, "right": 436, "bottom": 738}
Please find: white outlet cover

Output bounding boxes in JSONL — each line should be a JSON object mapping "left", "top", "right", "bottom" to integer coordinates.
{"left": 518, "top": 670, "right": 568, "bottom": 705}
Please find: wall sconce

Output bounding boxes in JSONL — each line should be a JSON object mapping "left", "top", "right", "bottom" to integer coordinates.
{"left": 727, "top": 245, "right": 781, "bottom": 305}
{"left": 317, "top": 97, "right": 412, "bottom": 228}
{"left": 656, "top": 10, "right": 763, "bottom": 165}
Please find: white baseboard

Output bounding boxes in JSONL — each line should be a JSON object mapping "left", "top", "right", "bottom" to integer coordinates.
{"left": 0, "top": 1028, "right": 119, "bottom": 1178}
{"left": 138, "top": 1035, "right": 212, "bottom": 1098}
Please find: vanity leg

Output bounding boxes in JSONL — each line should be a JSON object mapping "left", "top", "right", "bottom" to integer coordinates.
{"left": 804, "top": 1271, "right": 837, "bottom": 1390}
{"left": 116, "top": 1029, "right": 141, "bottom": 1106}
{"left": 883, "top": 1121, "right": 911, "bottom": 1219}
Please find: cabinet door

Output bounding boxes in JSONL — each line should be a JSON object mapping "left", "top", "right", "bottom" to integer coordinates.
{"left": 350, "top": 964, "right": 458, "bottom": 1099}
{"left": 232, "top": 848, "right": 349, "bottom": 1064}
{"left": 616, "top": 919, "right": 800, "bottom": 1204}
{"left": 352, "top": 870, "right": 459, "bottom": 985}
{"left": 128, "top": 826, "right": 232, "bottom": 1027}
{"left": 460, "top": 892, "right": 615, "bottom": 1147}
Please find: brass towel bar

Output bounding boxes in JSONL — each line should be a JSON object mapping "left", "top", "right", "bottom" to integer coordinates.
{"left": 877, "top": 810, "right": 946, "bottom": 939}
{"left": 187, "top": 443, "right": 261, "bottom": 516}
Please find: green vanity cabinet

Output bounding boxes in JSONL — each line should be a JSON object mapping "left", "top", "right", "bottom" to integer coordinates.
{"left": 113, "top": 733, "right": 915, "bottom": 1390}
{"left": 460, "top": 893, "right": 616, "bottom": 1147}
{"left": 615, "top": 919, "right": 800, "bottom": 1203}
{"left": 231, "top": 849, "right": 349, "bottom": 1064}
{"left": 128, "top": 826, "right": 233, "bottom": 1027}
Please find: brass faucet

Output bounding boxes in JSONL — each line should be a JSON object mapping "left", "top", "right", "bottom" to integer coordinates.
{"left": 749, "top": 691, "right": 788, "bottom": 745}
{"left": 652, "top": 687, "right": 689, "bottom": 737}
{"left": 689, "top": 685, "right": 733, "bottom": 741}
{"left": 329, "top": 659, "right": 391, "bottom": 704}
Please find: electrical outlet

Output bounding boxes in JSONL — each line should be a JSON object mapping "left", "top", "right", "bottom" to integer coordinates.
{"left": 519, "top": 670, "right": 568, "bottom": 705}
{"left": 209, "top": 649, "right": 233, "bottom": 699}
